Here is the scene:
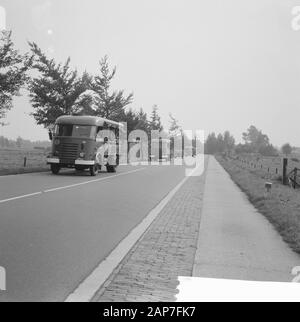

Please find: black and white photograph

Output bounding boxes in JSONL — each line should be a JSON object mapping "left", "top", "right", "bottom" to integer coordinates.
{"left": 0, "top": 0, "right": 300, "bottom": 307}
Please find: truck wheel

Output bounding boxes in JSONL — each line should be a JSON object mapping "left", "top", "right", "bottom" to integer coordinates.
{"left": 51, "top": 164, "right": 60, "bottom": 175}
{"left": 106, "top": 165, "right": 116, "bottom": 173}
{"left": 90, "top": 164, "right": 99, "bottom": 176}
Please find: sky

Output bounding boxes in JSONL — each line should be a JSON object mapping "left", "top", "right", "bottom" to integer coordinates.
{"left": 1, "top": 0, "right": 300, "bottom": 147}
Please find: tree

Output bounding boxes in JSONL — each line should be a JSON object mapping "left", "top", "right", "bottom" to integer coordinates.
{"left": 118, "top": 108, "right": 150, "bottom": 135}
{"left": 28, "top": 42, "right": 91, "bottom": 128}
{"left": 120, "top": 108, "right": 139, "bottom": 134}
{"left": 0, "top": 31, "right": 31, "bottom": 125}
{"left": 242, "top": 125, "right": 269, "bottom": 152}
{"left": 281, "top": 143, "right": 292, "bottom": 156}
{"left": 223, "top": 131, "right": 235, "bottom": 152}
{"left": 259, "top": 144, "right": 278, "bottom": 157}
{"left": 168, "top": 113, "right": 181, "bottom": 137}
{"left": 149, "top": 105, "right": 163, "bottom": 131}
{"left": 204, "top": 131, "right": 236, "bottom": 155}
{"left": 235, "top": 143, "right": 252, "bottom": 154}
{"left": 216, "top": 133, "right": 224, "bottom": 153}
{"left": 205, "top": 132, "right": 218, "bottom": 154}
{"left": 135, "top": 108, "right": 149, "bottom": 133}
{"left": 90, "top": 56, "right": 133, "bottom": 120}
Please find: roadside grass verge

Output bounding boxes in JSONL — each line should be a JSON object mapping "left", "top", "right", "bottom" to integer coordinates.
{"left": 0, "top": 148, "right": 49, "bottom": 176}
{"left": 216, "top": 155, "right": 300, "bottom": 255}
{"left": 0, "top": 167, "right": 49, "bottom": 176}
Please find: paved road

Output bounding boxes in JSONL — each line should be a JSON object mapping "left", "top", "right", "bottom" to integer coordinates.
{"left": 0, "top": 165, "right": 187, "bottom": 301}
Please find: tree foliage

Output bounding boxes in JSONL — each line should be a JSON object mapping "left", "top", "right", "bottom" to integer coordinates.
{"left": 118, "top": 108, "right": 149, "bottom": 135}
{"left": 258, "top": 144, "right": 278, "bottom": 157}
{"left": 135, "top": 108, "right": 150, "bottom": 134}
{"left": 239, "top": 125, "right": 278, "bottom": 156}
{"left": 242, "top": 125, "right": 270, "bottom": 152}
{"left": 168, "top": 113, "right": 181, "bottom": 137}
{"left": 149, "top": 105, "right": 163, "bottom": 131}
{"left": 205, "top": 131, "right": 235, "bottom": 155}
{"left": 281, "top": 143, "right": 292, "bottom": 156}
{"left": 0, "top": 31, "right": 31, "bottom": 124}
{"left": 204, "top": 132, "right": 218, "bottom": 154}
{"left": 223, "top": 131, "right": 235, "bottom": 151}
{"left": 0, "top": 135, "right": 50, "bottom": 149}
{"left": 28, "top": 42, "right": 91, "bottom": 128}
{"left": 90, "top": 56, "right": 133, "bottom": 120}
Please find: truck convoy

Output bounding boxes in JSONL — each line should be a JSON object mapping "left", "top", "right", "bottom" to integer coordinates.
{"left": 47, "top": 115, "right": 122, "bottom": 176}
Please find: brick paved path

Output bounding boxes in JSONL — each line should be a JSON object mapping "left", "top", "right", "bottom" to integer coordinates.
{"left": 93, "top": 163, "right": 207, "bottom": 302}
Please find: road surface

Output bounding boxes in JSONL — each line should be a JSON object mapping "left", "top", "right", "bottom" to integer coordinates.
{"left": 0, "top": 165, "right": 187, "bottom": 301}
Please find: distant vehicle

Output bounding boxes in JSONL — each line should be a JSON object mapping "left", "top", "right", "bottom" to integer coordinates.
{"left": 47, "top": 116, "right": 123, "bottom": 176}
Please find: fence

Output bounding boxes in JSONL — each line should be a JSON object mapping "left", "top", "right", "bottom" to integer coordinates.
{"left": 0, "top": 149, "right": 48, "bottom": 171}
{"left": 230, "top": 155, "right": 300, "bottom": 189}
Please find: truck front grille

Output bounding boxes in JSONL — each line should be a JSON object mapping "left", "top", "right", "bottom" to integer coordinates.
{"left": 58, "top": 143, "right": 79, "bottom": 162}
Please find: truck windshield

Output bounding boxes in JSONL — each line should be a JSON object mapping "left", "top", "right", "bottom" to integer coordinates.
{"left": 55, "top": 125, "right": 96, "bottom": 138}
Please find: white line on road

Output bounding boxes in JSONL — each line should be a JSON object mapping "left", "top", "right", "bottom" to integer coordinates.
{"left": 44, "top": 168, "right": 146, "bottom": 193}
{"left": 64, "top": 165, "right": 200, "bottom": 302}
{"left": 0, "top": 168, "right": 146, "bottom": 204}
{"left": 0, "top": 192, "right": 42, "bottom": 204}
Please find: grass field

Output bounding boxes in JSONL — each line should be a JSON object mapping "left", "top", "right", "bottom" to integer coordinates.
{"left": 0, "top": 148, "right": 49, "bottom": 175}
{"left": 216, "top": 154, "right": 300, "bottom": 254}
{"left": 232, "top": 153, "right": 300, "bottom": 182}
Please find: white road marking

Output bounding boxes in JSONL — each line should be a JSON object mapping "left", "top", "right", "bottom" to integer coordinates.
{"left": 0, "top": 192, "right": 42, "bottom": 204}
{"left": 0, "top": 168, "right": 146, "bottom": 204}
{"left": 64, "top": 165, "right": 200, "bottom": 302}
{"left": 44, "top": 168, "right": 145, "bottom": 193}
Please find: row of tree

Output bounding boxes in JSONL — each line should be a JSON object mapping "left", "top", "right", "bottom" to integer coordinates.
{"left": 2, "top": 31, "right": 292, "bottom": 155}
{"left": 0, "top": 109, "right": 181, "bottom": 150}
{"left": 0, "top": 135, "right": 51, "bottom": 150}
{"left": 204, "top": 131, "right": 236, "bottom": 155}
{"left": 0, "top": 30, "right": 170, "bottom": 135}
{"left": 205, "top": 125, "right": 294, "bottom": 157}
{"left": 0, "top": 31, "right": 31, "bottom": 125}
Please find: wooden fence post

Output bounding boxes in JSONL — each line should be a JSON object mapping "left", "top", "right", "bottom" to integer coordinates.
{"left": 283, "top": 158, "right": 288, "bottom": 185}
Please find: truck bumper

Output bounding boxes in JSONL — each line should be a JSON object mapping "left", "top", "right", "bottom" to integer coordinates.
{"left": 47, "top": 158, "right": 95, "bottom": 166}
{"left": 74, "top": 160, "right": 95, "bottom": 166}
{"left": 47, "top": 158, "right": 60, "bottom": 164}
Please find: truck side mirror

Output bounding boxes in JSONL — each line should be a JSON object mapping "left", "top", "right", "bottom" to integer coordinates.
{"left": 48, "top": 130, "right": 53, "bottom": 141}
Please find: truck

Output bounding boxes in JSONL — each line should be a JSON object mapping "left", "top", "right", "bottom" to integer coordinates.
{"left": 47, "top": 115, "right": 123, "bottom": 176}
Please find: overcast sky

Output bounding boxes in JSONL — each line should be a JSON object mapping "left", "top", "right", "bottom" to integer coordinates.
{"left": 1, "top": 0, "right": 300, "bottom": 147}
